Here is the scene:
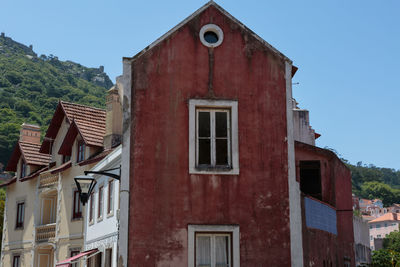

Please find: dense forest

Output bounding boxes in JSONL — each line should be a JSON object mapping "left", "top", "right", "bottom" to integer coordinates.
{"left": 0, "top": 34, "right": 113, "bottom": 168}
{"left": 326, "top": 146, "right": 400, "bottom": 207}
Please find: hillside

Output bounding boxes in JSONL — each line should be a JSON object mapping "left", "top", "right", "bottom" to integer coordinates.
{"left": 0, "top": 34, "right": 113, "bottom": 168}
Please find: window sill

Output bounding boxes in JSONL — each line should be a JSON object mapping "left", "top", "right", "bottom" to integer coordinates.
{"left": 71, "top": 217, "right": 83, "bottom": 222}
{"left": 190, "top": 166, "right": 239, "bottom": 175}
{"left": 97, "top": 216, "right": 103, "bottom": 223}
{"left": 106, "top": 212, "right": 114, "bottom": 218}
{"left": 89, "top": 220, "right": 94, "bottom": 226}
{"left": 14, "top": 227, "right": 24, "bottom": 231}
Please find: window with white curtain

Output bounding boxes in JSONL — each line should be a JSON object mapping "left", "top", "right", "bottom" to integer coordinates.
{"left": 196, "top": 233, "right": 231, "bottom": 267}
{"left": 188, "top": 225, "right": 239, "bottom": 267}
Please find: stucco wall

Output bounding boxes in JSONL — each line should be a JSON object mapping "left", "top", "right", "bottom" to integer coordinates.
{"left": 128, "top": 5, "right": 292, "bottom": 266}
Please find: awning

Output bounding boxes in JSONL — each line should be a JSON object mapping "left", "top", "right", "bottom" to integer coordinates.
{"left": 56, "top": 249, "right": 98, "bottom": 266}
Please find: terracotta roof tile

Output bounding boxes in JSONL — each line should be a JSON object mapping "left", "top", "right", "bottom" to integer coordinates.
{"left": 61, "top": 101, "right": 106, "bottom": 147}
{"left": 6, "top": 141, "right": 51, "bottom": 171}
{"left": 19, "top": 142, "right": 51, "bottom": 166}
{"left": 368, "top": 213, "right": 400, "bottom": 223}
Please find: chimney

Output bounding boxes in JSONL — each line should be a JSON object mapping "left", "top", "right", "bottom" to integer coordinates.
{"left": 103, "top": 83, "right": 122, "bottom": 149}
{"left": 20, "top": 123, "right": 41, "bottom": 144}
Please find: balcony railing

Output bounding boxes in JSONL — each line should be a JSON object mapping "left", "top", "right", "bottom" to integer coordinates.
{"left": 304, "top": 196, "right": 337, "bottom": 235}
{"left": 36, "top": 223, "right": 56, "bottom": 242}
{"left": 39, "top": 173, "right": 58, "bottom": 188}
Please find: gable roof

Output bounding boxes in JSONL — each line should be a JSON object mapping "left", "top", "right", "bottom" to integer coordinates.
{"left": 125, "top": 1, "right": 291, "bottom": 64}
{"left": 6, "top": 141, "right": 51, "bottom": 171}
{"left": 40, "top": 101, "right": 106, "bottom": 154}
{"left": 369, "top": 213, "right": 400, "bottom": 223}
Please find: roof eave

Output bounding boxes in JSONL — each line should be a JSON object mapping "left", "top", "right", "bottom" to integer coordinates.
{"left": 126, "top": 1, "right": 292, "bottom": 64}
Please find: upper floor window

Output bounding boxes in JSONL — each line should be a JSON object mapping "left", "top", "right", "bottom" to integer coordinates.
{"left": 77, "top": 141, "right": 85, "bottom": 163}
{"left": 16, "top": 202, "right": 25, "bottom": 229}
{"left": 107, "top": 180, "right": 114, "bottom": 215}
{"left": 72, "top": 190, "right": 82, "bottom": 219}
{"left": 189, "top": 100, "right": 239, "bottom": 175}
{"left": 20, "top": 161, "right": 27, "bottom": 178}
{"left": 300, "top": 161, "right": 322, "bottom": 201}
{"left": 89, "top": 193, "right": 94, "bottom": 223}
{"left": 98, "top": 186, "right": 104, "bottom": 219}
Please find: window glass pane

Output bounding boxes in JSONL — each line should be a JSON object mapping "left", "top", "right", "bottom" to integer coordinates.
{"left": 196, "top": 236, "right": 211, "bottom": 267}
{"left": 198, "top": 112, "right": 210, "bottom": 137}
{"left": 198, "top": 139, "right": 211, "bottom": 165}
{"left": 216, "top": 139, "right": 228, "bottom": 165}
{"left": 215, "top": 112, "right": 227, "bottom": 138}
{"left": 215, "top": 236, "right": 229, "bottom": 267}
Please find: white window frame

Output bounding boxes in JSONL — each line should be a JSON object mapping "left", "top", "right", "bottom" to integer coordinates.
{"left": 189, "top": 99, "right": 239, "bottom": 175}
{"left": 188, "top": 225, "right": 240, "bottom": 267}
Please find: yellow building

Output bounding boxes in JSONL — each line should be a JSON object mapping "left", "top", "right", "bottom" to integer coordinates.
{"left": 0, "top": 100, "right": 115, "bottom": 267}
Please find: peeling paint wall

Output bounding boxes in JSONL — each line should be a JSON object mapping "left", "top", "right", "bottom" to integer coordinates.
{"left": 127, "top": 5, "right": 293, "bottom": 266}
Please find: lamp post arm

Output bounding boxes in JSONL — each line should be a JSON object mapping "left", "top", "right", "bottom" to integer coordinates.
{"left": 84, "top": 166, "right": 121, "bottom": 180}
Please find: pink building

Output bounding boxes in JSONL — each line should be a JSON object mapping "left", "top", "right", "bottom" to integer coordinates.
{"left": 368, "top": 213, "right": 400, "bottom": 250}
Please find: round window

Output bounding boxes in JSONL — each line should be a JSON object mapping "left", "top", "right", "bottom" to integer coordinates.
{"left": 199, "top": 24, "right": 224, "bottom": 48}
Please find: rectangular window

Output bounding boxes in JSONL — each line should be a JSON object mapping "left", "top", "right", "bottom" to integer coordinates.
{"left": 188, "top": 225, "right": 239, "bottom": 267}
{"left": 98, "top": 186, "right": 103, "bottom": 219}
{"left": 16, "top": 202, "right": 24, "bottom": 228}
{"left": 13, "top": 255, "right": 20, "bottom": 267}
{"left": 105, "top": 248, "right": 112, "bottom": 267}
{"left": 189, "top": 100, "right": 239, "bottom": 175}
{"left": 299, "top": 161, "right": 322, "bottom": 201}
{"left": 196, "top": 233, "right": 231, "bottom": 267}
{"left": 77, "top": 141, "right": 85, "bottom": 163}
{"left": 376, "top": 224, "right": 381, "bottom": 228}
{"left": 196, "top": 109, "right": 230, "bottom": 168}
{"left": 89, "top": 193, "right": 94, "bottom": 223}
{"left": 107, "top": 181, "right": 114, "bottom": 214}
{"left": 73, "top": 190, "right": 82, "bottom": 219}
{"left": 20, "top": 161, "right": 26, "bottom": 178}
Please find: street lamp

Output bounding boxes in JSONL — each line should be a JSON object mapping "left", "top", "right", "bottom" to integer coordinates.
{"left": 74, "top": 176, "right": 97, "bottom": 206}
{"left": 74, "top": 166, "right": 121, "bottom": 205}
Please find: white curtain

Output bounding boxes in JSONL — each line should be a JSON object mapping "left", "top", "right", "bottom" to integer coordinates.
{"left": 215, "top": 236, "right": 229, "bottom": 267}
{"left": 196, "top": 236, "right": 211, "bottom": 267}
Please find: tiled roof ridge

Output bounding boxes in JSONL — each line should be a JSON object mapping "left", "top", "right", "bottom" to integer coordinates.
{"left": 60, "top": 100, "right": 106, "bottom": 112}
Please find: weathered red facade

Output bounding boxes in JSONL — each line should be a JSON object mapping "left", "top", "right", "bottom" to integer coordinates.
{"left": 128, "top": 4, "right": 292, "bottom": 267}
{"left": 295, "top": 142, "right": 355, "bottom": 266}
{"left": 124, "top": 2, "right": 355, "bottom": 267}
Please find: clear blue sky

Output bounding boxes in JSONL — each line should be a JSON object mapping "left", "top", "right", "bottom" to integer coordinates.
{"left": 1, "top": 0, "right": 399, "bottom": 169}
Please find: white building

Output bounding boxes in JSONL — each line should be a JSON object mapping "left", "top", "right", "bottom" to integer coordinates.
{"left": 84, "top": 145, "right": 121, "bottom": 266}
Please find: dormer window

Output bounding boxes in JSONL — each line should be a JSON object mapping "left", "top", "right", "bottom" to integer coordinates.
{"left": 77, "top": 141, "right": 85, "bottom": 163}
{"left": 20, "top": 161, "right": 27, "bottom": 178}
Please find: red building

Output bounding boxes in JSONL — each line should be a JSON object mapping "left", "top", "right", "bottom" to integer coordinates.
{"left": 118, "top": 2, "right": 354, "bottom": 266}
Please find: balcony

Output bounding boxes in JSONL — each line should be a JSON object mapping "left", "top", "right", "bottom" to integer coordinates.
{"left": 304, "top": 196, "right": 337, "bottom": 235}
{"left": 36, "top": 223, "right": 56, "bottom": 242}
{"left": 39, "top": 172, "right": 58, "bottom": 188}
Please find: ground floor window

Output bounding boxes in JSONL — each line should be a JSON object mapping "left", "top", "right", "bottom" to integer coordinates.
{"left": 188, "top": 225, "right": 239, "bottom": 267}
{"left": 196, "top": 233, "right": 231, "bottom": 267}
{"left": 105, "top": 248, "right": 112, "bottom": 266}
{"left": 13, "top": 255, "right": 20, "bottom": 267}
